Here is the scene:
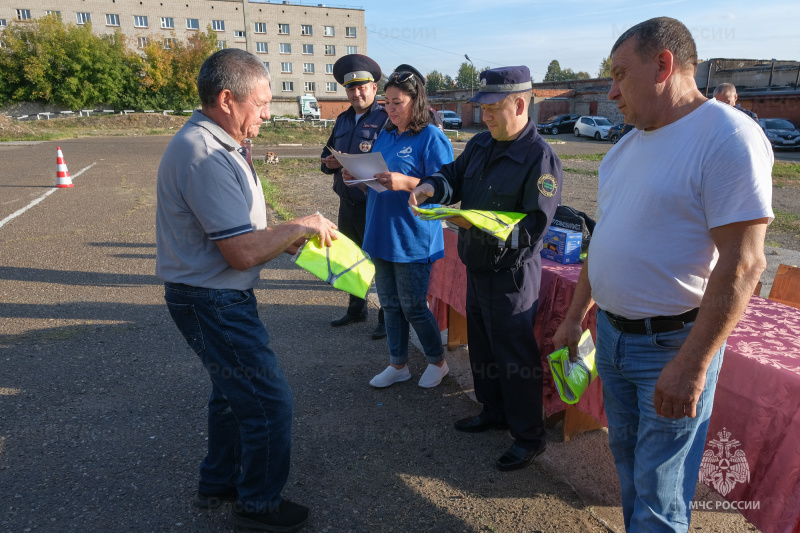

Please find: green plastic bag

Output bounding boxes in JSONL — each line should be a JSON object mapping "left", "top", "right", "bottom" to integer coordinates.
{"left": 547, "top": 329, "right": 598, "bottom": 404}
{"left": 412, "top": 205, "right": 525, "bottom": 242}
{"left": 293, "top": 231, "right": 375, "bottom": 299}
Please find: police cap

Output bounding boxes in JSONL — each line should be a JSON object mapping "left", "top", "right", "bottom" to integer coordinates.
{"left": 469, "top": 66, "right": 532, "bottom": 104}
{"left": 333, "top": 54, "right": 382, "bottom": 88}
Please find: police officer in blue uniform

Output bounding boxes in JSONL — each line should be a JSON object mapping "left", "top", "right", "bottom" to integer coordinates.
{"left": 411, "top": 66, "right": 563, "bottom": 471}
{"left": 322, "top": 54, "right": 389, "bottom": 339}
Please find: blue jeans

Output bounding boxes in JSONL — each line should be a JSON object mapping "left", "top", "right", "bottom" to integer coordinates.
{"left": 164, "top": 283, "right": 293, "bottom": 513}
{"left": 595, "top": 310, "right": 724, "bottom": 532}
{"left": 373, "top": 258, "right": 444, "bottom": 366}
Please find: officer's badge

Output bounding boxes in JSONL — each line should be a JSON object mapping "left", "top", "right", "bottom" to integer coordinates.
{"left": 538, "top": 174, "right": 557, "bottom": 197}
{"left": 359, "top": 140, "right": 372, "bottom": 152}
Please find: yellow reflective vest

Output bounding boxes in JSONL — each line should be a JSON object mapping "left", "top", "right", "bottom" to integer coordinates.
{"left": 412, "top": 205, "right": 525, "bottom": 243}
{"left": 293, "top": 231, "right": 375, "bottom": 299}
{"left": 547, "top": 329, "right": 598, "bottom": 404}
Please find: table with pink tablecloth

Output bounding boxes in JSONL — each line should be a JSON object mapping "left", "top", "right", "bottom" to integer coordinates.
{"left": 428, "top": 228, "right": 800, "bottom": 533}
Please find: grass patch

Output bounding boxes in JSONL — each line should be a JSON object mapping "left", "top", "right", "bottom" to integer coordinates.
{"left": 253, "top": 158, "right": 321, "bottom": 221}
{"left": 559, "top": 153, "right": 607, "bottom": 161}
{"left": 256, "top": 122, "right": 332, "bottom": 145}
{"left": 772, "top": 161, "right": 800, "bottom": 186}
{"left": 563, "top": 167, "right": 599, "bottom": 176}
{"left": 769, "top": 209, "right": 800, "bottom": 234}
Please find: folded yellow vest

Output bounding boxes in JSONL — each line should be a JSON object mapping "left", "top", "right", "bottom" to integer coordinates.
{"left": 293, "top": 232, "right": 375, "bottom": 299}
{"left": 547, "top": 329, "right": 598, "bottom": 404}
{"left": 412, "top": 205, "right": 525, "bottom": 242}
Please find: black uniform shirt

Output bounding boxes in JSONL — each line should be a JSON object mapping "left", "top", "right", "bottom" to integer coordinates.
{"left": 321, "top": 99, "right": 389, "bottom": 205}
{"left": 422, "top": 119, "right": 563, "bottom": 272}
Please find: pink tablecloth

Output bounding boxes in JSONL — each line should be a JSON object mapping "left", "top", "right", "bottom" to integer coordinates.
{"left": 428, "top": 228, "right": 800, "bottom": 533}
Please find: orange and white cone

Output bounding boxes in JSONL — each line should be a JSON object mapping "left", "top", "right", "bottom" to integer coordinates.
{"left": 56, "top": 147, "right": 73, "bottom": 188}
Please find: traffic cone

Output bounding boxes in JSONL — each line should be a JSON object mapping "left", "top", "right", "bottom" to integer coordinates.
{"left": 56, "top": 147, "right": 73, "bottom": 188}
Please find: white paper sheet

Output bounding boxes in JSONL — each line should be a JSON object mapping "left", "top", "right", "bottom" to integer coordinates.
{"left": 328, "top": 150, "right": 388, "bottom": 192}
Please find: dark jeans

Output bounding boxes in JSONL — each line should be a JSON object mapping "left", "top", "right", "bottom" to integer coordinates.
{"left": 164, "top": 283, "right": 292, "bottom": 513}
{"left": 373, "top": 258, "right": 443, "bottom": 365}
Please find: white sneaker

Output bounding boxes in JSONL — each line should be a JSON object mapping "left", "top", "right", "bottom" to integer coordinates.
{"left": 369, "top": 365, "right": 411, "bottom": 388}
{"left": 418, "top": 361, "right": 449, "bottom": 388}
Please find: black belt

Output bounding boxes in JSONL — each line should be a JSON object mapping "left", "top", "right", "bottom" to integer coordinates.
{"left": 602, "top": 307, "right": 699, "bottom": 335}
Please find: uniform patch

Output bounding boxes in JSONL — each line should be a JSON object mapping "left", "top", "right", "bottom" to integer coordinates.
{"left": 359, "top": 140, "right": 373, "bottom": 152}
{"left": 363, "top": 123, "right": 379, "bottom": 128}
{"left": 537, "top": 174, "right": 557, "bottom": 197}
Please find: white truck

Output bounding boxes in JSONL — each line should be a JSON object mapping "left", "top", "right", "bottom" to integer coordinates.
{"left": 298, "top": 94, "right": 320, "bottom": 120}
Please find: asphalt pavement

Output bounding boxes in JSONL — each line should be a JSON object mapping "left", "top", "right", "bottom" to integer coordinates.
{"left": 0, "top": 136, "right": 765, "bottom": 532}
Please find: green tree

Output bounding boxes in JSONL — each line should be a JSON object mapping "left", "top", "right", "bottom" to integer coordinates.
{"left": 455, "top": 61, "right": 479, "bottom": 90}
{"left": 168, "top": 28, "right": 217, "bottom": 108}
{"left": 597, "top": 56, "right": 612, "bottom": 78}
{"left": 426, "top": 70, "right": 446, "bottom": 93}
{"left": 443, "top": 74, "right": 454, "bottom": 88}
{"left": 543, "top": 60, "right": 563, "bottom": 82}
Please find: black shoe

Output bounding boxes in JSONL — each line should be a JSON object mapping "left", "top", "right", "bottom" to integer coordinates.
{"left": 330, "top": 312, "right": 368, "bottom": 327}
{"left": 495, "top": 443, "right": 546, "bottom": 472}
{"left": 371, "top": 322, "right": 387, "bottom": 340}
{"left": 229, "top": 499, "right": 309, "bottom": 532}
{"left": 454, "top": 414, "right": 508, "bottom": 433}
{"left": 194, "top": 488, "right": 237, "bottom": 509}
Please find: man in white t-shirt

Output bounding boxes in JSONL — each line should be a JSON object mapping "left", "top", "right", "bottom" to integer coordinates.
{"left": 552, "top": 17, "right": 773, "bottom": 533}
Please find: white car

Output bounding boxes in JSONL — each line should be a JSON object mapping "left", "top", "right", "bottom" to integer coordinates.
{"left": 574, "top": 116, "right": 614, "bottom": 140}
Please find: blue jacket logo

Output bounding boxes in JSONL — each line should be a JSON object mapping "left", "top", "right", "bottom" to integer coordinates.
{"left": 398, "top": 146, "right": 413, "bottom": 158}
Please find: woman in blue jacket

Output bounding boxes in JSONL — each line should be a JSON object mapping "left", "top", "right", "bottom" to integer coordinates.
{"left": 345, "top": 67, "right": 454, "bottom": 388}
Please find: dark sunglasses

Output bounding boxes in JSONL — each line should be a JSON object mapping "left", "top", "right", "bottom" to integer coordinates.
{"left": 389, "top": 71, "right": 416, "bottom": 86}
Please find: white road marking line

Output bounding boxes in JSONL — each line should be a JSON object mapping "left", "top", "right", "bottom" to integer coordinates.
{"left": 0, "top": 162, "right": 96, "bottom": 230}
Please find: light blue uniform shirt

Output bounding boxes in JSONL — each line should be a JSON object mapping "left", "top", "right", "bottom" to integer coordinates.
{"left": 363, "top": 124, "right": 454, "bottom": 262}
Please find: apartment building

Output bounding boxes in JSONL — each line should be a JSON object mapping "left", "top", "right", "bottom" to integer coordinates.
{"left": 0, "top": 1, "right": 366, "bottom": 98}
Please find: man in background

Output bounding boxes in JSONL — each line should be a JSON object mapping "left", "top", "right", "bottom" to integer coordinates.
{"left": 713, "top": 82, "right": 759, "bottom": 120}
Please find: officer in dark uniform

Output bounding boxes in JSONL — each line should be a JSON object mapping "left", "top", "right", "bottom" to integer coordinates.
{"left": 322, "top": 54, "right": 390, "bottom": 339}
{"left": 410, "top": 66, "right": 563, "bottom": 471}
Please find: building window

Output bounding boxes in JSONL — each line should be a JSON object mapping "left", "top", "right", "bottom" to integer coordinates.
{"left": 280, "top": 62, "right": 292, "bottom": 73}
{"left": 186, "top": 18, "right": 199, "bottom": 30}
{"left": 256, "top": 42, "right": 268, "bottom": 53}
{"left": 282, "top": 81, "right": 293, "bottom": 92}
{"left": 138, "top": 37, "right": 150, "bottom": 48}
{"left": 278, "top": 23, "right": 289, "bottom": 35}
{"left": 161, "top": 17, "right": 174, "bottom": 29}
{"left": 234, "top": 30, "right": 245, "bottom": 38}
{"left": 163, "top": 38, "right": 175, "bottom": 49}
{"left": 304, "top": 82, "right": 316, "bottom": 93}
{"left": 302, "top": 44, "right": 313, "bottom": 55}
{"left": 254, "top": 22, "right": 266, "bottom": 34}
{"left": 212, "top": 20, "right": 225, "bottom": 32}
{"left": 263, "top": 61, "right": 270, "bottom": 72}
{"left": 346, "top": 27, "right": 356, "bottom": 38}
{"left": 303, "top": 63, "right": 314, "bottom": 74}
{"left": 346, "top": 46, "right": 357, "bottom": 55}
{"left": 105, "top": 14, "right": 120, "bottom": 27}
{"left": 46, "top": 11, "right": 60, "bottom": 18}
{"left": 325, "top": 64, "right": 334, "bottom": 74}
{"left": 279, "top": 43, "right": 291, "bottom": 54}
{"left": 0, "top": 19, "right": 6, "bottom": 29}
{"left": 134, "top": 15, "right": 148, "bottom": 28}
{"left": 323, "top": 26, "right": 334, "bottom": 37}
{"left": 325, "top": 45, "right": 335, "bottom": 56}
{"left": 16, "top": 9, "right": 31, "bottom": 21}
{"left": 326, "top": 82, "right": 337, "bottom": 92}
{"left": 76, "top": 12, "right": 91, "bottom": 25}
{"left": 301, "top": 24, "right": 312, "bottom": 36}
{"left": 216, "top": 40, "right": 226, "bottom": 49}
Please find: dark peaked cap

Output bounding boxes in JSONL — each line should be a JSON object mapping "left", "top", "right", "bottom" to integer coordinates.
{"left": 333, "top": 54, "right": 382, "bottom": 87}
{"left": 469, "top": 66, "right": 532, "bottom": 104}
{"left": 394, "top": 64, "right": 425, "bottom": 84}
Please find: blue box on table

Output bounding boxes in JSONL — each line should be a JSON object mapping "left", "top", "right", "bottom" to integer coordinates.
{"left": 540, "top": 225, "right": 582, "bottom": 264}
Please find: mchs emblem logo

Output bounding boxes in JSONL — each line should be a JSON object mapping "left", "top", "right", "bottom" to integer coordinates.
{"left": 699, "top": 427, "right": 750, "bottom": 496}
{"left": 359, "top": 141, "right": 372, "bottom": 152}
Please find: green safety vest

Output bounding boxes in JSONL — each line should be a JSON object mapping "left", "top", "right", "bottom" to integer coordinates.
{"left": 547, "top": 329, "right": 598, "bottom": 404}
{"left": 293, "top": 231, "right": 375, "bottom": 299}
{"left": 412, "top": 205, "right": 525, "bottom": 243}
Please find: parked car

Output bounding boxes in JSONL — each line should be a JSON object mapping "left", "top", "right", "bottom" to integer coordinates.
{"left": 537, "top": 113, "right": 581, "bottom": 135}
{"left": 437, "top": 110, "right": 462, "bottom": 129}
{"left": 574, "top": 116, "right": 614, "bottom": 140}
{"left": 608, "top": 123, "right": 634, "bottom": 144}
{"left": 758, "top": 118, "right": 800, "bottom": 150}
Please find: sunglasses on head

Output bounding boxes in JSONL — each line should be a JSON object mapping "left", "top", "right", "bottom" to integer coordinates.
{"left": 389, "top": 71, "right": 416, "bottom": 85}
